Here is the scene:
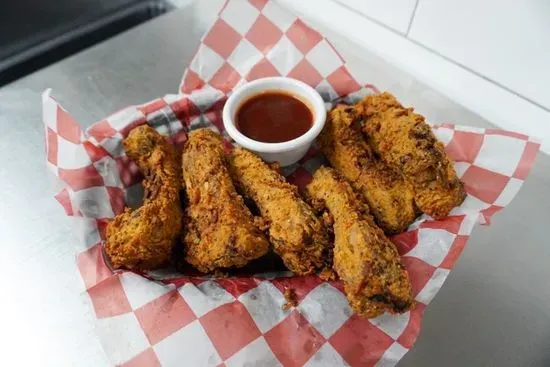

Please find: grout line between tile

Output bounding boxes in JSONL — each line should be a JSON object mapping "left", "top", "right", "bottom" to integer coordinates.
{"left": 406, "top": 0, "right": 420, "bottom": 36}
{"left": 331, "top": 0, "right": 407, "bottom": 36}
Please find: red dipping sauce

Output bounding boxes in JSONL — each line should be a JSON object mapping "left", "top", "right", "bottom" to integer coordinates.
{"left": 235, "top": 91, "right": 313, "bottom": 143}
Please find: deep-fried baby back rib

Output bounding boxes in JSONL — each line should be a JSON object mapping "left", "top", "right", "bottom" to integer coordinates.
{"left": 182, "top": 129, "right": 269, "bottom": 273}
{"left": 305, "top": 166, "right": 413, "bottom": 318}
{"left": 229, "top": 147, "right": 330, "bottom": 275}
{"left": 318, "top": 104, "right": 418, "bottom": 234}
{"left": 105, "top": 125, "right": 182, "bottom": 270}
{"left": 358, "top": 92, "right": 465, "bottom": 219}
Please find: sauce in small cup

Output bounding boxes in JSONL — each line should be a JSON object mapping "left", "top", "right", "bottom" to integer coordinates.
{"left": 236, "top": 91, "right": 313, "bottom": 143}
{"left": 223, "top": 77, "right": 326, "bottom": 166}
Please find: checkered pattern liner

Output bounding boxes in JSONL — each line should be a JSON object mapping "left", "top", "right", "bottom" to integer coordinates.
{"left": 42, "top": 0, "right": 540, "bottom": 366}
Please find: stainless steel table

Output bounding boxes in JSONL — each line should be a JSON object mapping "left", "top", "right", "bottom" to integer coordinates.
{"left": 1, "top": 1, "right": 549, "bottom": 366}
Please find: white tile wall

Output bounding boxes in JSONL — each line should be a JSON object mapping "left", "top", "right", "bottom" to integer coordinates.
{"left": 409, "top": 0, "right": 550, "bottom": 110}
{"left": 334, "top": 0, "right": 418, "bottom": 34}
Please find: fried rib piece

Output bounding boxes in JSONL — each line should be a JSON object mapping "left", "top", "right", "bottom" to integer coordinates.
{"left": 182, "top": 129, "right": 269, "bottom": 273}
{"left": 105, "top": 125, "right": 182, "bottom": 270}
{"left": 305, "top": 167, "right": 413, "bottom": 318}
{"left": 229, "top": 147, "right": 331, "bottom": 275}
{"left": 318, "top": 104, "right": 418, "bottom": 234}
{"left": 358, "top": 92, "right": 466, "bottom": 219}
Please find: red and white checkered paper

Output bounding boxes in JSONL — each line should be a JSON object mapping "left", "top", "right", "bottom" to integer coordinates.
{"left": 42, "top": 1, "right": 540, "bottom": 366}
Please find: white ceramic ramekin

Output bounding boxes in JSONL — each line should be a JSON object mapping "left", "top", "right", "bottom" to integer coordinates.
{"left": 222, "top": 77, "right": 326, "bottom": 167}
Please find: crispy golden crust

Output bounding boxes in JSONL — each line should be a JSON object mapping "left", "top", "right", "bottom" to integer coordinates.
{"left": 105, "top": 125, "right": 183, "bottom": 270}
{"left": 228, "top": 147, "right": 331, "bottom": 275}
{"left": 305, "top": 167, "right": 413, "bottom": 318}
{"left": 318, "top": 104, "right": 418, "bottom": 234}
{"left": 357, "top": 92, "right": 466, "bottom": 219}
{"left": 182, "top": 129, "right": 269, "bottom": 273}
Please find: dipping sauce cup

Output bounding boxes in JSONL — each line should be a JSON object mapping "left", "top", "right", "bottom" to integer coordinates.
{"left": 223, "top": 77, "right": 326, "bottom": 166}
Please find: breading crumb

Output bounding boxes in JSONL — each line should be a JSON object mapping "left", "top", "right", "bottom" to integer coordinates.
{"left": 213, "top": 269, "right": 229, "bottom": 278}
{"left": 321, "top": 211, "right": 334, "bottom": 228}
{"left": 319, "top": 268, "right": 336, "bottom": 281}
{"left": 282, "top": 288, "right": 298, "bottom": 310}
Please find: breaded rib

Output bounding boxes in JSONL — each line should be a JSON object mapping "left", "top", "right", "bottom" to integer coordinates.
{"left": 305, "top": 167, "right": 413, "bottom": 318}
{"left": 182, "top": 129, "right": 269, "bottom": 273}
{"left": 357, "top": 92, "right": 465, "bottom": 219}
{"left": 105, "top": 125, "right": 182, "bottom": 270}
{"left": 228, "top": 147, "right": 331, "bottom": 275}
{"left": 318, "top": 104, "right": 418, "bottom": 234}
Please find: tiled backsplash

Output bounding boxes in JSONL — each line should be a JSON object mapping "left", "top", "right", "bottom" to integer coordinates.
{"left": 409, "top": 0, "right": 550, "bottom": 111}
